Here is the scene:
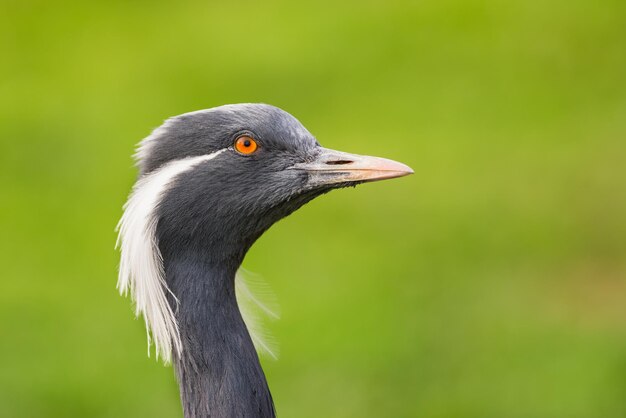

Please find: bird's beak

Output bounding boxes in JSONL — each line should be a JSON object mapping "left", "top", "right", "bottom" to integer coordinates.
{"left": 289, "top": 147, "right": 413, "bottom": 187}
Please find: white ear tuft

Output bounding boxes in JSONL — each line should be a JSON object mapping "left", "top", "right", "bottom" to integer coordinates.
{"left": 116, "top": 149, "right": 225, "bottom": 364}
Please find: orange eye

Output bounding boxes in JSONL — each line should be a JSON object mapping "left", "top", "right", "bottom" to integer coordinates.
{"left": 234, "top": 136, "right": 258, "bottom": 155}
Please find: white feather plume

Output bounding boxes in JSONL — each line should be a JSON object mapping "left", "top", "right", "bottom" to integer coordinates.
{"left": 235, "top": 269, "right": 281, "bottom": 360}
{"left": 116, "top": 150, "right": 225, "bottom": 364}
{"left": 116, "top": 136, "right": 280, "bottom": 363}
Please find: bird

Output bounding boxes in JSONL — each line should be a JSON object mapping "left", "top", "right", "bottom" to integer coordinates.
{"left": 116, "top": 103, "right": 412, "bottom": 418}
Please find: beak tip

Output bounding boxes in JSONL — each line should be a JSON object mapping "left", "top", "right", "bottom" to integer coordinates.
{"left": 395, "top": 162, "right": 414, "bottom": 177}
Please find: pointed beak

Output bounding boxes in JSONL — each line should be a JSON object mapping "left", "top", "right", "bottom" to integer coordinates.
{"left": 289, "top": 147, "right": 413, "bottom": 187}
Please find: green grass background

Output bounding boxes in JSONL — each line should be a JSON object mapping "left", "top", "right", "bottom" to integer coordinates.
{"left": 1, "top": 0, "right": 625, "bottom": 417}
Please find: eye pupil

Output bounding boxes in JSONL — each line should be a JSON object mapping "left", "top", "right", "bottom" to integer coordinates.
{"left": 243, "top": 139, "right": 251, "bottom": 147}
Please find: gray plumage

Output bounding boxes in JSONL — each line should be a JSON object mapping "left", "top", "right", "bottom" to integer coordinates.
{"left": 118, "top": 104, "right": 412, "bottom": 418}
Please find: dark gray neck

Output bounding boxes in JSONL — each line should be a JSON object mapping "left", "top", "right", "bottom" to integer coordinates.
{"left": 164, "top": 252, "right": 275, "bottom": 418}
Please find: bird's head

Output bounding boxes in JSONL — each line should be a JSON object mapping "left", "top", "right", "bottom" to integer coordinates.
{"left": 137, "top": 104, "right": 412, "bottom": 263}
{"left": 117, "top": 103, "right": 412, "bottom": 362}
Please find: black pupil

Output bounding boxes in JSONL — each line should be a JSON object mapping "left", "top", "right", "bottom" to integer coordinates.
{"left": 243, "top": 139, "right": 251, "bottom": 147}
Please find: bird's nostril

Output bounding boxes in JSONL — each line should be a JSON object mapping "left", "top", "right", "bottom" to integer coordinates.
{"left": 325, "top": 160, "right": 353, "bottom": 165}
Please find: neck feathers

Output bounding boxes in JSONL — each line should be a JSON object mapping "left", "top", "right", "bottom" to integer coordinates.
{"left": 166, "top": 258, "right": 275, "bottom": 418}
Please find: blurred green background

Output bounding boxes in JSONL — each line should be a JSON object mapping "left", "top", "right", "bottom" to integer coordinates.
{"left": 1, "top": 0, "right": 625, "bottom": 417}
